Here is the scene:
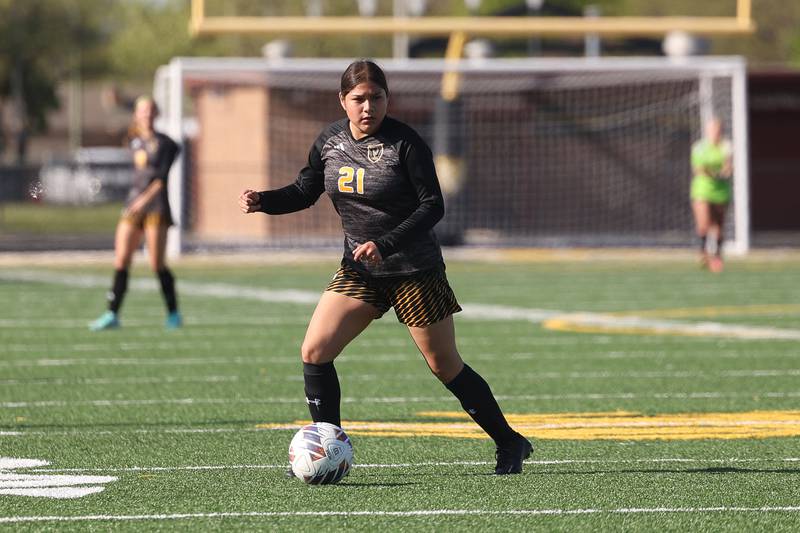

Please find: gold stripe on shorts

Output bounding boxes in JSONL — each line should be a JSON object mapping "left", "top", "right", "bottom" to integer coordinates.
{"left": 390, "top": 268, "right": 461, "bottom": 328}
{"left": 325, "top": 263, "right": 461, "bottom": 328}
{"left": 326, "top": 266, "right": 392, "bottom": 315}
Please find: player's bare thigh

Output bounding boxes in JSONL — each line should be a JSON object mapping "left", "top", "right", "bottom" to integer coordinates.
{"left": 113, "top": 219, "right": 143, "bottom": 270}
{"left": 407, "top": 315, "right": 464, "bottom": 383}
{"left": 144, "top": 222, "right": 169, "bottom": 271}
{"left": 709, "top": 203, "right": 727, "bottom": 233}
{"left": 301, "top": 291, "right": 379, "bottom": 365}
{"left": 691, "top": 200, "right": 711, "bottom": 235}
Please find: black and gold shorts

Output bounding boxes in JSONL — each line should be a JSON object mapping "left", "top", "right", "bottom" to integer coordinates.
{"left": 325, "top": 262, "right": 462, "bottom": 328}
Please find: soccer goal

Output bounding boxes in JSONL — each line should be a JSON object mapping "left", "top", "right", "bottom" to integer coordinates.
{"left": 154, "top": 56, "right": 748, "bottom": 255}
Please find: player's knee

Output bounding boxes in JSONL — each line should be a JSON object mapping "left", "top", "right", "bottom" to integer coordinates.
{"left": 114, "top": 256, "right": 133, "bottom": 270}
{"left": 426, "top": 354, "right": 461, "bottom": 383}
{"left": 428, "top": 365, "right": 449, "bottom": 382}
{"left": 301, "top": 340, "right": 332, "bottom": 365}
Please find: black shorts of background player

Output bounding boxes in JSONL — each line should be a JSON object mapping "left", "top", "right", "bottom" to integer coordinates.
{"left": 90, "top": 96, "right": 182, "bottom": 331}
{"left": 239, "top": 60, "right": 531, "bottom": 475}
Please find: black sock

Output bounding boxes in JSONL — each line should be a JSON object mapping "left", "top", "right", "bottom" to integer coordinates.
{"left": 303, "top": 362, "right": 341, "bottom": 427}
{"left": 445, "top": 364, "right": 516, "bottom": 446}
{"left": 107, "top": 269, "right": 128, "bottom": 313}
{"left": 716, "top": 237, "right": 724, "bottom": 257}
{"left": 157, "top": 268, "right": 178, "bottom": 313}
{"left": 699, "top": 235, "right": 707, "bottom": 253}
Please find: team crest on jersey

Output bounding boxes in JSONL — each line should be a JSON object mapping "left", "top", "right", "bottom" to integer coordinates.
{"left": 133, "top": 149, "right": 148, "bottom": 169}
{"left": 367, "top": 143, "right": 384, "bottom": 163}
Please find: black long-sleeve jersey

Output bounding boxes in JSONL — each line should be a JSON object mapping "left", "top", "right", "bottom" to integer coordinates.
{"left": 127, "top": 131, "right": 180, "bottom": 217}
{"left": 258, "top": 116, "right": 445, "bottom": 277}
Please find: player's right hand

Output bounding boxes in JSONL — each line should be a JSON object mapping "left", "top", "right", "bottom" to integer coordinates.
{"left": 239, "top": 189, "right": 261, "bottom": 213}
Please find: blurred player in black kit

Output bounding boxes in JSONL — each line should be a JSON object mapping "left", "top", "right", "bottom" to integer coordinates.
{"left": 239, "top": 60, "right": 531, "bottom": 475}
{"left": 90, "top": 96, "right": 182, "bottom": 331}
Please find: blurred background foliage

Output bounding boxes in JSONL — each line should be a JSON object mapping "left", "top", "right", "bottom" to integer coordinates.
{"left": 0, "top": 0, "right": 797, "bottom": 161}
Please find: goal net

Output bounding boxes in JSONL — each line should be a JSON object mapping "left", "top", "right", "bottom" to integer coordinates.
{"left": 154, "top": 56, "right": 748, "bottom": 254}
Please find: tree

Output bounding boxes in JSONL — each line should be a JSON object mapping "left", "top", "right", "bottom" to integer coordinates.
{"left": 616, "top": 0, "right": 800, "bottom": 65}
{"left": 0, "top": 0, "right": 110, "bottom": 163}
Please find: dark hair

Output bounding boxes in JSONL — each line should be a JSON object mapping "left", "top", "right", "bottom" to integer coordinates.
{"left": 340, "top": 60, "right": 389, "bottom": 96}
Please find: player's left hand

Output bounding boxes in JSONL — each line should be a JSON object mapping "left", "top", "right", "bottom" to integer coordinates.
{"left": 124, "top": 199, "right": 146, "bottom": 218}
{"left": 239, "top": 189, "right": 261, "bottom": 213}
{"left": 353, "top": 241, "right": 382, "bottom": 265}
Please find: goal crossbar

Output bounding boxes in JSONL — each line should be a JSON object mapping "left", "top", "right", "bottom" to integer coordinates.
{"left": 190, "top": 0, "right": 754, "bottom": 37}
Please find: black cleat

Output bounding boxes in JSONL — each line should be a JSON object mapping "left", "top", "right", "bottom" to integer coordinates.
{"left": 285, "top": 466, "right": 296, "bottom": 478}
{"left": 494, "top": 435, "right": 533, "bottom": 475}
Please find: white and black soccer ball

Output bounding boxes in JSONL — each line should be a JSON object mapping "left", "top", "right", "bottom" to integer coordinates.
{"left": 288, "top": 422, "right": 353, "bottom": 485}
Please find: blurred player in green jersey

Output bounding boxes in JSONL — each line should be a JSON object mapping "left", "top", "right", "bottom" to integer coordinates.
{"left": 690, "top": 117, "right": 732, "bottom": 272}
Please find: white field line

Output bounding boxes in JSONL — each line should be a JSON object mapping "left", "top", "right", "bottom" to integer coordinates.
{"left": 3, "top": 507, "right": 800, "bottom": 524}
{"left": 3, "top": 341, "right": 295, "bottom": 354}
{"left": 281, "top": 369, "right": 800, "bottom": 380}
{"left": 0, "top": 356, "right": 288, "bottom": 368}
{"left": 4, "top": 369, "right": 800, "bottom": 388}
{"left": 0, "top": 376, "right": 240, "bottom": 386}
{"left": 0, "top": 354, "right": 415, "bottom": 368}
{"left": 0, "top": 271, "right": 320, "bottom": 305}
{"left": 0, "top": 459, "right": 49, "bottom": 469}
{"left": 0, "top": 323, "right": 744, "bottom": 347}
{"left": 25, "top": 457, "right": 800, "bottom": 474}
{"left": 3, "top": 336, "right": 792, "bottom": 355}
{"left": 0, "top": 458, "right": 117, "bottom": 499}
{"left": 3, "top": 270, "right": 800, "bottom": 340}
{"left": 0, "top": 317, "right": 309, "bottom": 329}
{"left": 0, "top": 473, "right": 116, "bottom": 489}
{"left": 0, "top": 486, "right": 107, "bottom": 499}
{"left": 1, "top": 350, "right": 794, "bottom": 369}
{"left": 4, "top": 390, "right": 800, "bottom": 410}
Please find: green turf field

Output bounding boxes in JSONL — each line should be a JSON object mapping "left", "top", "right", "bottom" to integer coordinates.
{"left": 2, "top": 253, "right": 800, "bottom": 531}
{"left": 0, "top": 202, "right": 123, "bottom": 235}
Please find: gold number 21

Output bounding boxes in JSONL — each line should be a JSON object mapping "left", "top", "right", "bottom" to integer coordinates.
{"left": 338, "top": 166, "right": 365, "bottom": 194}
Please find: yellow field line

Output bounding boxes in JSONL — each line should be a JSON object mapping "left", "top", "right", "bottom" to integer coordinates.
{"left": 258, "top": 410, "right": 800, "bottom": 441}
{"left": 541, "top": 303, "right": 800, "bottom": 338}
{"left": 541, "top": 318, "right": 716, "bottom": 338}
{"left": 611, "top": 304, "right": 800, "bottom": 319}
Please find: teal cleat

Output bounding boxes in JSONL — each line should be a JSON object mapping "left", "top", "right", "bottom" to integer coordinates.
{"left": 89, "top": 311, "right": 120, "bottom": 331}
{"left": 166, "top": 311, "right": 183, "bottom": 329}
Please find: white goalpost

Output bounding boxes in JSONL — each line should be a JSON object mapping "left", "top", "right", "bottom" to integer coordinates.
{"left": 154, "top": 56, "right": 749, "bottom": 255}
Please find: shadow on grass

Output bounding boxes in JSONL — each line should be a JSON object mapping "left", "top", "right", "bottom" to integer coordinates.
{"left": 540, "top": 466, "right": 800, "bottom": 475}
{"left": 338, "top": 482, "right": 421, "bottom": 488}
{"left": 405, "top": 465, "right": 800, "bottom": 478}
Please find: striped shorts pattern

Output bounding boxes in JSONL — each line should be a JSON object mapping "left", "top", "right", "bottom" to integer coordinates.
{"left": 325, "top": 262, "right": 462, "bottom": 328}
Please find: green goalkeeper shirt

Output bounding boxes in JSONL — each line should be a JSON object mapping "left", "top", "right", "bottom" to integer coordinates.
{"left": 691, "top": 139, "right": 732, "bottom": 181}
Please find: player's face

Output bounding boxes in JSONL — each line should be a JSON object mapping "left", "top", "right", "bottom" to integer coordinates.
{"left": 340, "top": 82, "right": 388, "bottom": 139}
{"left": 706, "top": 119, "right": 722, "bottom": 143}
{"left": 134, "top": 100, "right": 156, "bottom": 133}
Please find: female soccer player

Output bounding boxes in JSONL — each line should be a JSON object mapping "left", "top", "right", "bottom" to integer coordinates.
{"left": 690, "top": 117, "right": 733, "bottom": 273}
{"left": 90, "top": 96, "right": 182, "bottom": 330}
{"left": 239, "top": 60, "right": 532, "bottom": 475}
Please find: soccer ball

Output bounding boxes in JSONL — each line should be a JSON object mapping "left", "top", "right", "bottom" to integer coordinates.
{"left": 288, "top": 422, "right": 353, "bottom": 485}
